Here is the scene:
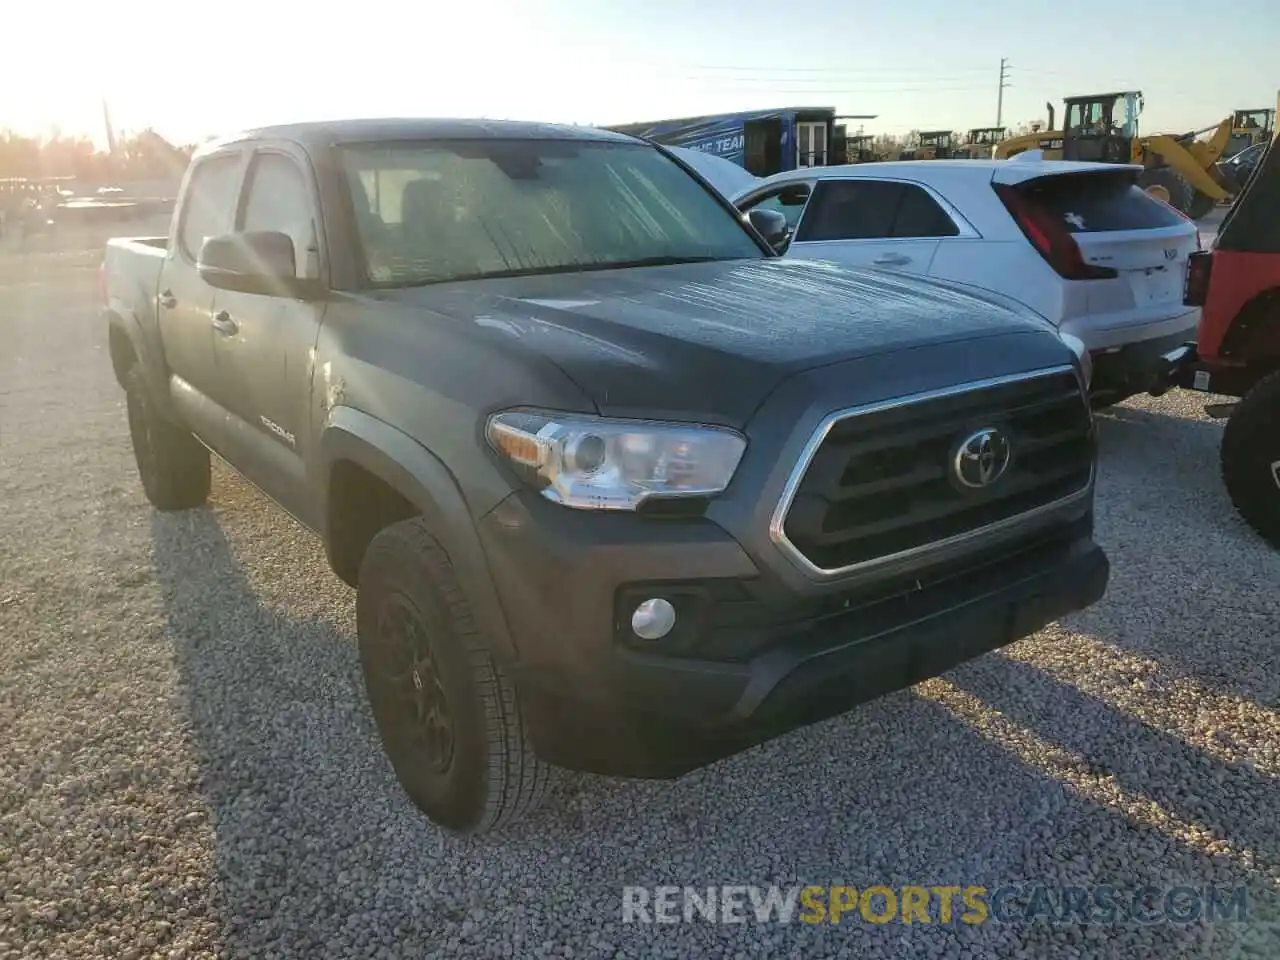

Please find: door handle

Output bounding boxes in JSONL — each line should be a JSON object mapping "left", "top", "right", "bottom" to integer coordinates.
{"left": 158, "top": 289, "right": 177, "bottom": 309}
{"left": 872, "top": 254, "right": 911, "bottom": 266}
{"left": 211, "top": 311, "right": 238, "bottom": 335}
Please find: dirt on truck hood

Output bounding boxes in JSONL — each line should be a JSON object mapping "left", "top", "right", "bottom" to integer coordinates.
{"left": 377, "top": 258, "right": 1055, "bottom": 425}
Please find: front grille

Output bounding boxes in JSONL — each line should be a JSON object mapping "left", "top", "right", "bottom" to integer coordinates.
{"left": 777, "top": 367, "right": 1094, "bottom": 574}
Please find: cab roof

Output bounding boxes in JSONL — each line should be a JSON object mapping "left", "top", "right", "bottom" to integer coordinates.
{"left": 195, "top": 118, "right": 639, "bottom": 156}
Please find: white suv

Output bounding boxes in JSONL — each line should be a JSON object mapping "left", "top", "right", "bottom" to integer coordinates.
{"left": 731, "top": 156, "right": 1201, "bottom": 404}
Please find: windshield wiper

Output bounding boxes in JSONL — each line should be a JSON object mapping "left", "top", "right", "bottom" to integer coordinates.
{"left": 574, "top": 255, "right": 727, "bottom": 271}
{"left": 382, "top": 255, "right": 732, "bottom": 289}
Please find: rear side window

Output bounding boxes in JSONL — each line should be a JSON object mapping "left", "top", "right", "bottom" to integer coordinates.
{"left": 892, "top": 186, "right": 960, "bottom": 237}
{"left": 1011, "top": 172, "right": 1185, "bottom": 233}
{"left": 179, "top": 154, "right": 242, "bottom": 260}
{"left": 796, "top": 180, "right": 959, "bottom": 241}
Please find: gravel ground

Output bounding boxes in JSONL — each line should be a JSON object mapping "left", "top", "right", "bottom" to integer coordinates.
{"left": 1, "top": 227, "right": 1277, "bottom": 959}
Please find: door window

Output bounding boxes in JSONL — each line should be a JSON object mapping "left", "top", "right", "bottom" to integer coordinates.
{"left": 178, "top": 154, "right": 242, "bottom": 261}
{"left": 796, "top": 180, "right": 959, "bottom": 241}
{"left": 239, "top": 153, "right": 316, "bottom": 276}
{"left": 796, "top": 180, "right": 904, "bottom": 241}
{"left": 739, "top": 184, "right": 812, "bottom": 229}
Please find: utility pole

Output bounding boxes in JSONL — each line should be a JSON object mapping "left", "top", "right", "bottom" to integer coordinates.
{"left": 102, "top": 98, "right": 117, "bottom": 155}
{"left": 996, "top": 57, "right": 1011, "bottom": 127}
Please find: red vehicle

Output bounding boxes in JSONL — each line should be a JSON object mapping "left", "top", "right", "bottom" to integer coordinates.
{"left": 1174, "top": 124, "right": 1280, "bottom": 547}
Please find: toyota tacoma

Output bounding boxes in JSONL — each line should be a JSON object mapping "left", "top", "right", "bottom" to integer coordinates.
{"left": 103, "top": 119, "right": 1109, "bottom": 834}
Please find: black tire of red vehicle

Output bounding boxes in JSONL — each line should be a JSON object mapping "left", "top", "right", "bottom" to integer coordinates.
{"left": 355, "top": 518, "right": 554, "bottom": 834}
{"left": 124, "top": 365, "right": 211, "bottom": 511}
{"left": 1220, "top": 371, "right": 1280, "bottom": 549}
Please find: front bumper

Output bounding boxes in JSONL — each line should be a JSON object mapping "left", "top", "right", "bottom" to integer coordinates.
{"left": 479, "top": 490, "right": 1109, "bottom": 779}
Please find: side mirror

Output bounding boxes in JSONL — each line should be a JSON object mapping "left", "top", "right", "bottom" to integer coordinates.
{"left": 198, "top": 230, "right": 320, "bottom": 298}
{"left": 746, "top": 208, "right": 791, "bottom": 250}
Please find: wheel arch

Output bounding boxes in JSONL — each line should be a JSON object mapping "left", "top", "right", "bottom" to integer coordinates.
{"left": 319, "top": 406, "right": 518, "bottom": 661}
{"left": 1218, "top": 285, "right": 1280, "bottom": 372}
{"left": 105, "top": 305, "right": 176, "bottom": 417}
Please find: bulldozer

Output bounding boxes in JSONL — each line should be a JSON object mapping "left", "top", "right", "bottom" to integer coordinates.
{"left": 992, "top": 91, "right": 1235, "bottom": 219}
{"left": 954, "top": 127, "right": 1007, "bottom": 159}
{"left": 899, "top": 130, "right": 955, "bottom": 160}
{"left": 1226, "top": 107, "right": 1275, "bottom": 157}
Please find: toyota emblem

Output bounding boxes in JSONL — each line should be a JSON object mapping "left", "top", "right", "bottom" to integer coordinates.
{"left": 953, "top": 428, "right": 1012, "bottom": 489}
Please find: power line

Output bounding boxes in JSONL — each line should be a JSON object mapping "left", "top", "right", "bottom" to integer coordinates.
{"left": 666, "top": 77, "right": 995, "bottom": 91}
{"left": 679, "top": 63, "right": 994, "bottom": 75}
{"left": 668, "top": 73, "right": 999, "bottom": 86}
{"left": 667, "top": 84, "right": 994, "bottom": 98}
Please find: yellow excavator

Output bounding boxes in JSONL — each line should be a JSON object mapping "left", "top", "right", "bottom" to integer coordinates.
{"left": 955, "top": 127, "right": 1007, "bottom": 159}
{"left": 1226, "top": 107, "right": 1275, "bottom": 157}
{"left": 900, "top": 130, "right": 955, "bottom": 160}
{"left": 992, "top": 91, "right": 1234, "bottom": 219}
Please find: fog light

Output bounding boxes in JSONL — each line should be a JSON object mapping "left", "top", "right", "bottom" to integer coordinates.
{"left": 631, "top": 598, "right": 676, "bottom": 640}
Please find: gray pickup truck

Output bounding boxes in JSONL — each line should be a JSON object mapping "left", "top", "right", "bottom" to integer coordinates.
{"left": 103, "top": 118, "right": 1109, "bottom": 835}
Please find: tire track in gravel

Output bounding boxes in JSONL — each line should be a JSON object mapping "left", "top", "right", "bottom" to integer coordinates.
{"left": 1, "top": 250, "right": 224, "bottom": 959}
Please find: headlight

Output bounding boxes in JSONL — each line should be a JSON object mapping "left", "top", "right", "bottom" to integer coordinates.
{"left": 486, "top": 409, "right": 747, "bottom": 511}
{"left": 1059, "top": 332, "right": 1093, "bottom": 389}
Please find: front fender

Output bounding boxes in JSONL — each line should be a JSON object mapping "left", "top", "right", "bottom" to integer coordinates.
{"left": 320, "top": 406, "right": 518, "bottom": 661}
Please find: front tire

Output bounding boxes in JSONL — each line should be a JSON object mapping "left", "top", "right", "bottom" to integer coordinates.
{"left": 1221, "top": 372, "right": 1280, "bottom": 548}
{"left": 1139, "top": 167, "right": 1192, "bottom": 215}
{"left": 124, "top": 365, "right": 211, "bottom": 511}
{"left": 1185, "top": 189, "right": 1217, "bottom": 221}
{"left": 356, "top": 518, "right": 554, "bottom": 834}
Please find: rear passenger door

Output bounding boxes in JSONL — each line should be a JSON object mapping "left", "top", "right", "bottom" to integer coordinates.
{"left": 157, "top": 150, "right": 245, "bottom": 428}
{"left": 787, "top": 177, "right": 964, "bottom": 275}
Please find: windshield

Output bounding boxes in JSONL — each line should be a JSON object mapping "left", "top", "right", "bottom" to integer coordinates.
{"left": 339, "top": 139, "right": 765, "bottom": 286}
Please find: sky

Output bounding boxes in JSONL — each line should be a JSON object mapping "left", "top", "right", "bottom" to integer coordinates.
{"left": 2, "top": 0, "right": 1276, "bottom": 147}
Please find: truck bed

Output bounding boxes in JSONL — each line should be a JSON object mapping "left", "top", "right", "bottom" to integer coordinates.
{"left": 103, "top": 237, "right": 169, "bottom": 350}
{"left": 108, "top": 236, "right": 168, "bottom": 253}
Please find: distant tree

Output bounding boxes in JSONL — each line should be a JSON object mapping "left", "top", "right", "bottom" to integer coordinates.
{"left": 0, "top": 131, "right": 41, "bottom": 178}
{"left": 0, "top": 126, "right": 194, "bottom": 182}
{"left": 113, "top": 129, "right": 193, "bottom": 181}
{"left": 870, "top": 132, "right": 910, "bottom": 158}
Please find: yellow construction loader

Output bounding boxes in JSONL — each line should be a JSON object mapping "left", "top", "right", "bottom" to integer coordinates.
{"left": 992, "top": 91, "right": 1234, "bottom": 219}
{"left": 900, "top": 130, "right": 955, "bottom": 160}
{"left": 845, "top": 134, "right": 884, "bottom": 163}
{"left": 1226, "top": 107, "right": 1275, "bottom": 156}
{"left": 955, "top": 127, "right": 1007, "bottom": 159}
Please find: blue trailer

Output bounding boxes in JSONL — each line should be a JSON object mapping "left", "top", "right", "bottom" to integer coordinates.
{"left": 607, "top": 107, "right": 875, "bottom": 177}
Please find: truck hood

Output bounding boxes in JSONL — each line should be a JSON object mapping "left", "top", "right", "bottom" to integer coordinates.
{"left": 377, "top": 258, "right": 1056, "bottom": 425}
